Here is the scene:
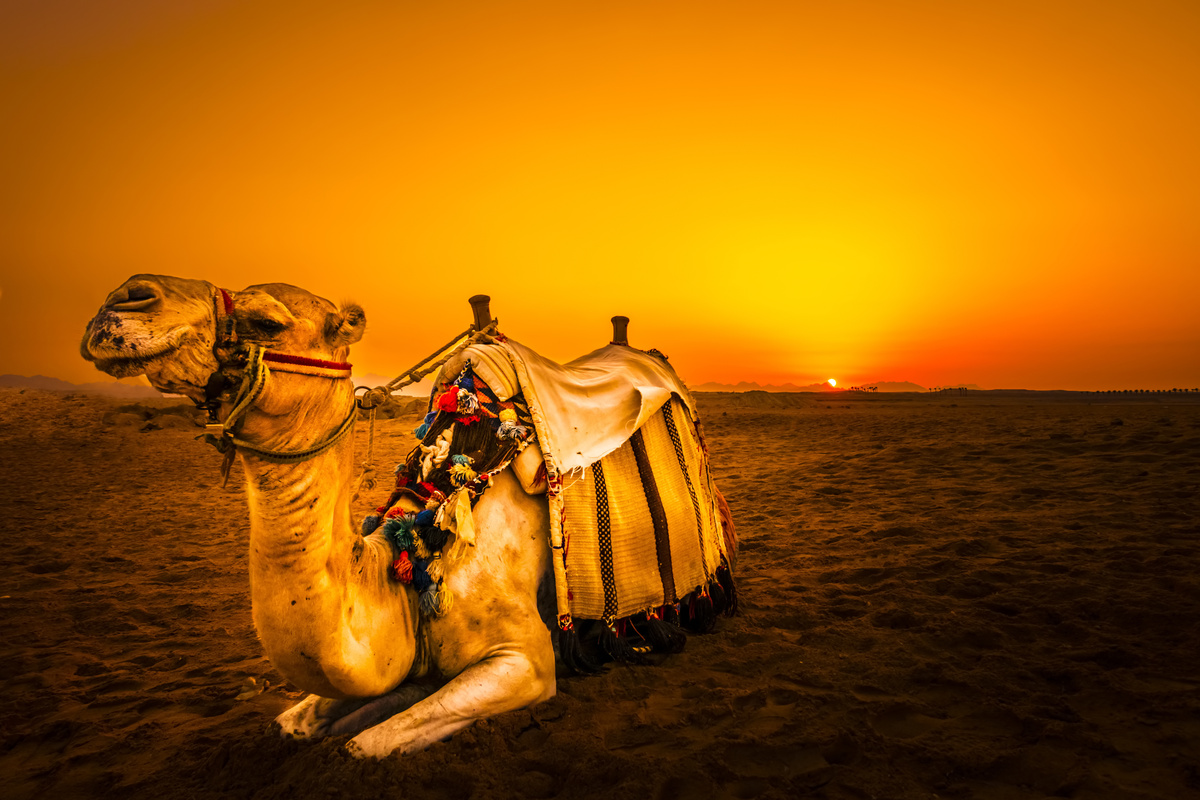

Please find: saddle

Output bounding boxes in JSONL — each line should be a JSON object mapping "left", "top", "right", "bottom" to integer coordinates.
{"left": 440, "top": 340, "right": 735, "bottom": 627}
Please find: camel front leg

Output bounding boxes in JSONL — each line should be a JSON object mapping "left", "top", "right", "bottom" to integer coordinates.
{"left": 346, "top": 651, "right": 555, "bottom": 758}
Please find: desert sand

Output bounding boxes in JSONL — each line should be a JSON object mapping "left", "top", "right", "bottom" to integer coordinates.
{"left": 2, "top": 387, "right": 1198, "bottom": 799}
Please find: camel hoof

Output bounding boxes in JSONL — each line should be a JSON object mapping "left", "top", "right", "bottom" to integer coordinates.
{"left": 275, "top": 694, "right": 374, "bottom": 740}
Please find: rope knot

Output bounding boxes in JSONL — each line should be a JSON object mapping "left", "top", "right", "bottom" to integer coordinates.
{"left": 357, "top": 386, "right": 391, "bottom": 410}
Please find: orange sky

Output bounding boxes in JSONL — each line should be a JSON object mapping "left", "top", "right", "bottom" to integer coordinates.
{"left": 2, "top": 0, "right": 1198, "bottom": 391}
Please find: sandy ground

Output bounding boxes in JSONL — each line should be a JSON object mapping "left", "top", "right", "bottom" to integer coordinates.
{"left": 2, "top": 387, "right": 1198, "bottom": 799}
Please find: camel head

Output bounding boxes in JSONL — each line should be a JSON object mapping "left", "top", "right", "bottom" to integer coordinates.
{"left": 82, "top": 274, "right": 366, "bottom": 403}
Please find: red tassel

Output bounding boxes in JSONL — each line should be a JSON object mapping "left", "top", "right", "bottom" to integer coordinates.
{"left": 435, "top": 387, "right": 460, "bottom": 412}
{"left": 390, "top": 552, "right": 413, "bottom": 583}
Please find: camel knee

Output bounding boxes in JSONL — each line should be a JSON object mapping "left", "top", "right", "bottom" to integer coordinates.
{"left": 515, "top": 647, "right": 557, "bottom": 707}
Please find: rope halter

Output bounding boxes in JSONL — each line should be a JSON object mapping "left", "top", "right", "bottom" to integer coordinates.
{"left": 198, "top": 290, "right": 358, "bottom": 479}
{"left": 207, "top": 343, "right": 357, "bottom": 459}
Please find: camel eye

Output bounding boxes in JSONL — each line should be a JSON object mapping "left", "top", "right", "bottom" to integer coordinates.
{"left": 252, "top": 317, "right": 286, "bottom": 335}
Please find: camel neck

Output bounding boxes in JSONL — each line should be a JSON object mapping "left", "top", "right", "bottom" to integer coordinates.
{"left": 238, "top": 431, "right": 419, "bottom": 699}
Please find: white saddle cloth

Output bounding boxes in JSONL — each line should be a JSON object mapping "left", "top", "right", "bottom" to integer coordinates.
{"left": 441, "top": 338, "right": 698, "bottom": 475}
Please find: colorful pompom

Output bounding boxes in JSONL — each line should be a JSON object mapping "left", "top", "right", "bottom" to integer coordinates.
{"left": 390, "top": 552, "right": 413, "bottom": 584}
{"left": 426, "top": 554, "right": 444, "bottom": 583}
{"left": 450, "top": 463, "right": 477, "bottom": 486}
{"left": 412, "top": 560, "right": 432, "bottom": 591}
{"left": 435, "top": 387, "right": 460, "bottom": 412}
{"left": 422, "top": 526, "right": 450, "bottom": 552}
{"left": 419, "top": 582, "right": 453, "bottom": 617}
{"left": 413, "top": 537, "right": 431, "bottom": 559}
{"left": 498, "top": 420, "right": 530, "bottom": 441}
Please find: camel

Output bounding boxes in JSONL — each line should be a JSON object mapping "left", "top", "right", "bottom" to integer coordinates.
{"left": 82, "top": 274, "right": 732, "bottom": 758}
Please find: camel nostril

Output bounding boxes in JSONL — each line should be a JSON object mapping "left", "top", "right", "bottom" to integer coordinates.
{"left": 106, "top": 283, "right": 160, "bottom": 312}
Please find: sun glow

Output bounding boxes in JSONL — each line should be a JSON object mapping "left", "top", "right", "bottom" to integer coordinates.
{"left": 827, "top": 378, "right": 837, "bottom": 387}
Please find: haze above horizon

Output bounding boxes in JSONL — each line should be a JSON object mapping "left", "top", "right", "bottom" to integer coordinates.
{"left": 2, "top": 0, "right": 1198, "bottom": 392}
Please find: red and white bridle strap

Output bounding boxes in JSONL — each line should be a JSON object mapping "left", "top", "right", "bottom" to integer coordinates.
{"left": 262, "top": 351, "right": 353, "bottom": 380}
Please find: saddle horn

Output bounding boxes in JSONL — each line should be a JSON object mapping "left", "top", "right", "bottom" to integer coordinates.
{"left": 611, "top": 316, "right": 630, "bottom": 346}
{"left": 468, "top": 295, "right": 493, "bottom": 331}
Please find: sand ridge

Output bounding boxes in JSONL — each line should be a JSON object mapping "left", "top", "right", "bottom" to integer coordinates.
{"left": 1, "top": 388, "right": 1198, "bottom": 799}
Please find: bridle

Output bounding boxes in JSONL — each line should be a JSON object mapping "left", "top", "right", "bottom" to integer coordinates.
{"left": 197, "top": 287, "right": 358, "bottom": 474}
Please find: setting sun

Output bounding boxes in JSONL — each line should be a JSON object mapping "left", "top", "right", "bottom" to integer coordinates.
{"left": 827, "top": 379, "right": 837, "bottom": 388}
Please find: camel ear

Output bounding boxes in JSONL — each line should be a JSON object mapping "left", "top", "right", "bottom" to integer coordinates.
{"left": 326, "top": 304, "right": 366, "bottom": 347}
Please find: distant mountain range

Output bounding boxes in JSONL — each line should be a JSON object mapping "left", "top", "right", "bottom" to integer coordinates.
{"left": 691, "top": 380, "right": 937, "bottom": 393}
{"left": 0, "top": 374, "right": 162, "bottom": 398}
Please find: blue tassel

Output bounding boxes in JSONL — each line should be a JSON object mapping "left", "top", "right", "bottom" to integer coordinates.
{"left": 413, "top": 410, "right": 436, "bottom": 440}
{"left": 415, "top": 509, "right": 436, "bottom": 527}
{"left": 361, "top": 514, "right": 381, "bottom": 535}
{"left": 412, "top": 560, "right": 432, "bottom": 592}
{"left": 456, "top": 374, "right": 475, "bottom": 392}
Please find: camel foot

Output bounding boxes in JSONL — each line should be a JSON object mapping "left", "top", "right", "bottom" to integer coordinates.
{"left": 275, "top": 694, "right": 372, "bottom": 740}
{"left": 277, "top": 686, "right": 436, "bottom": 741}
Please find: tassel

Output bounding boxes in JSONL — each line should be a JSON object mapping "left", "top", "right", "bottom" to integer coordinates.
{"left": 389, "top": 552, "right": 413, "bottom": 584}
{"left": 412, "top": 560, "right": 432, "bottom": 591}
{"left": 457, "top": 391, "right": 479, "bottom": 414}
{"left": 663, "top": 603, "right": 681, "bottom": 627}
{"left": 599, "top": 622, "right": 647, "bottom": 664}
{"left": 361, "top": 514, "right": 381, "bottom": 535}
{"left": 449, "top": 454, "right": 477, "bottom": 487}
{"left": 426, "top": 554, "right": 444, "bottom": 583}
{"left": 419, "top": 589, "right": 437, "bottom": 616}
{"left": 413, "top": 537, "right": 431, "bottom": 559}
{"left": 643, "top": 617, "right": 687, "bottom": 654}
{"left": 497, "top": 421, "right": 530, "bottom": 441}
{"left": 558, "top": 617, "right": 600, "bottom": 674}
{"left": 382, "top": 514, "right": 415, "bottom": 551}
{"left": 413, "top": 410, "right": 435, "bottom": 441}
{"left": 419, "top": 583, "right": 453, "bottom": 616}
{"left": 421, "top": 526, "right": 450, "bottom": 552}
{"left": 435, "top": 387, "right": 460, "bottom": 412}
{"left": 684, "top": 589, "right": 716, "bottom": 633}
{"left": 716, "top": 561, "right": 738, "bottom": 617}
{"left": 450, "top": 464, "right": 477, "bottom": 486}
{"left": 709, "top": 578, "right": 728, "bottom": 617}
{"left": 415, "top": 509, "right": 436, "bottom": 526}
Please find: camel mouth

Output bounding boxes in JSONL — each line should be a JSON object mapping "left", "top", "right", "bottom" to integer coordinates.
{"left": 83, "top": 316, "right": 189, "bottom": 378}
